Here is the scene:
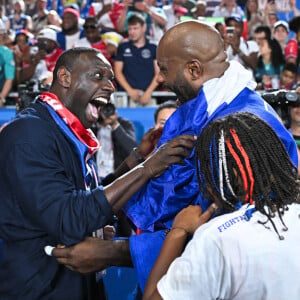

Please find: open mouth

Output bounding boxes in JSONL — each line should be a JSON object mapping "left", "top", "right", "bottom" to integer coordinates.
{"left": 90, "top": 97, "right": 108, "bottom": 108}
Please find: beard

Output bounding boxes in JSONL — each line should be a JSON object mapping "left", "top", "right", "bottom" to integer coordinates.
{"left": 164, "top": 72, "right": 198, "bottom": 105}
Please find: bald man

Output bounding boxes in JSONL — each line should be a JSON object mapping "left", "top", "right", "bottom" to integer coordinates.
{"left": 52, "top": 21, "right": 298, "bottom": 295}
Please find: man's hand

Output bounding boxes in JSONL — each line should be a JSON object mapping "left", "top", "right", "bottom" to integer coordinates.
{"left": 52, "top": 237, "right": 132, "bottom": 274}
{"left": 143, "top": 134, "right": 196, "bottom": 178}
{"left": 137, "top": 127, "right": 163, "bottom": 159}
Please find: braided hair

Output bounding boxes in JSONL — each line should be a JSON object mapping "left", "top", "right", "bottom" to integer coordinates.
{"left": 195, "top": 112, "right": 300, "bottom": 239}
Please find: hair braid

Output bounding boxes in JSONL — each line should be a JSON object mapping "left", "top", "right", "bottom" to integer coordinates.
{"left": 195, "top": 112, "right": 299, "bottom": 239}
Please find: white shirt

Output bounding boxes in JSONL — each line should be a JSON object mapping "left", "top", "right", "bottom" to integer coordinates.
{"left": 157, "top": 203, "right": 300, "bottom": 300}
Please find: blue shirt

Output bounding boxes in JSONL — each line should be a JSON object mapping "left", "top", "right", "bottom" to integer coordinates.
{"left": 113, "top": 39, "right": 157, "bottom": 91}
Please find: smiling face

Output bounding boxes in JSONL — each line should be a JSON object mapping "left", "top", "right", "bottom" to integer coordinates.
{"left": 63, "top": 51, "right": 115, "bottom": 128}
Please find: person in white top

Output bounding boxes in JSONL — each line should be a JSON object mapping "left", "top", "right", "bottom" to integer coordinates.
{"left": 143, "top": 112, "right": 300, "bottom": 300}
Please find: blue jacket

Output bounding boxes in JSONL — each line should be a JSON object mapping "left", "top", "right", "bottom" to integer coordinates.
{"left": 0, "top": 101, "right": 113, "bottom": 299}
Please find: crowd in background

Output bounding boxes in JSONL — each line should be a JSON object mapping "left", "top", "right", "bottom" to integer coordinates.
{"left": 0, "top": 0, "right": 299, "bottom": 108}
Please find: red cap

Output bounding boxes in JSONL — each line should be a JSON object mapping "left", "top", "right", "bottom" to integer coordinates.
{"left": 285, "top": 39, "right": 298, "bottom": 59}
{"left": 63, "top": 8, "right": 80, "bottom": 19}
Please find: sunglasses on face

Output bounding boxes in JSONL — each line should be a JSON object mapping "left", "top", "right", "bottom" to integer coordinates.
{"left": 84, "top": 24, "right": 97, "bottom": 30}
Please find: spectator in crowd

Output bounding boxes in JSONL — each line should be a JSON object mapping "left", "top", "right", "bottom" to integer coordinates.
{"left": 0, "top": 5, "right": 10, "bottom": 30}
{"left": 288, "top": 16, "right": 300, "bottom": 80}
{"left": 31, "top": 0, "right": 49, "bottom": 34}
{"left": 24, "top": 0, "right": 38, "bottom": 17}
{"left": 0, "top": 19, "right": 15, "bottom": 107}
{"left": 15, "top": 27, "right": 64, "bottom": 88}
{"left": 190, "top": 0, "right": 207, "bottom": 19}
{"left": 273, "top": 20, "right": 289, "bottom": 55}
{"left": 51, "top": 21, "right": 298, "bottom": 295}
{"left": 114, "top": 13, "right": 159, "bottom": 107}
{"left": 117, "top": 0, "right": 167, "bottom": 43}
{"left": 0, "top": 46, "right": 195, "bottom": 299}
{"left": 154, "top": 100, "right": 177, "bottom": 129}
{"left": 61, "top": 0, "right": 87, "bottom": 11}
{"left": 47, "top": 9, "right": 62, "bottom": 30}
{"left": 74, "top": 16, "right": 122, "bottom": 63}
{"left": 88, "top": 0, "right": 124, "bottom": 33}
{"left": 143, "top": 112, "right": 300, "bottom": 300}
{"left": 280, "top": 63, "right": 297, "bottom": 89}
{"left": 56, "top": 7, "right": 84, "bottom": 50}
{"left": 255, "top": 37, "right": 285, "bottom": 90}
{"left": 163, "top": 0, "right": 188, "bottom": 31}
{"left": 289, "top": 99, "right": 300, "bottom": 148}
{"left": 12, "top": 29, "right": 32, "bottom": 68}
{"left": 224, "top": 15, "right": 259, "bottom": 72}
{"left": 285, "top": 38, "right": 298, "bottom": 65}
{"left": 8, "top": 0, "right": 32, "bottom": 31}
{"left": 244, "top": 0, "right": 264, "bottom": 40}
{"left": 212, "top": 0, "right": 244, "bottom": 18}
{"left": 253, "top": 24, "right": 271, "bottom": 46}
{"left": 265, "top": 10, "right": 278, "bottom": 30}
{"left": 215, "top": 22, "right": 225, "bottom": 38}
{"left": 94, "top": 102, "right": 138, "bottom": 178}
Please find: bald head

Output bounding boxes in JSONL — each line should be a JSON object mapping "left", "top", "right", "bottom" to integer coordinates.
{"left": 159, "top": 21, "right": 224, "bottom": 63}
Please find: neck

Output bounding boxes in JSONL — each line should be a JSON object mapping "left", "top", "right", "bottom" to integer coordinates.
{"left": 133, "top": 36, "right": 146, "bottom": 48}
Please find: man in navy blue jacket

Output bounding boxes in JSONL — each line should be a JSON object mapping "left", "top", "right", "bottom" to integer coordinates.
{"left": 0, "top": 47, "right": 195, "bottom": 300}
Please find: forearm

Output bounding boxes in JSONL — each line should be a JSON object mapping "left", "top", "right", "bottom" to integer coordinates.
{"left": 117, "top": 7, "right": 128, "bottom": 33}
{"left": 238, "top": 52, "right": 257, "bottom": 70}
{"left": 104, "top": 163, "right": 151, "bottom": 212}
{"left": 1, "top": 79, "right": 13, "bottom": 99}
{"left": 143, "top": 228, "right": 188, "bottom": 300}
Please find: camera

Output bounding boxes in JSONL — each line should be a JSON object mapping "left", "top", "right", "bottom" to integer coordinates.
{"left": 100, "top": 102, "right": 116, "bottom": 118}
{"left": 261, "top": 89, "right": 300, "bottom": 127}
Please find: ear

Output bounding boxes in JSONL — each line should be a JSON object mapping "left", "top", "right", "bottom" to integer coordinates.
{"left": 56, "top": 66, "right": 71, "bottom": 88}
{"left": 186, "top": 60, "right": 203, "bottom": 79}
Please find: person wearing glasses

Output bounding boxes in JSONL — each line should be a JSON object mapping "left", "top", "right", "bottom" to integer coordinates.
{"left": 74, "top": 16, "right": 122, "bottom": 62}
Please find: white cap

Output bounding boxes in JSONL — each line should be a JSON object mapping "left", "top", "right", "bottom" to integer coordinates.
{"left": 274, "top": 20, "right": 289, "bottom": 33}
{"left": 37, "top": 27, "right": 57, "bottom": 43}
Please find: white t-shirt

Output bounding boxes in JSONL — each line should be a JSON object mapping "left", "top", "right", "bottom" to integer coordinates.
{"left": 157, "top": 203, "right": 300, "bottom": 300}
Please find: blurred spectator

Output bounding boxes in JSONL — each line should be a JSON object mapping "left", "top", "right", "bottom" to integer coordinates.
{"left": 74, "top": 16, "right": 122, "bottom": 62}
{"left": 253, "top": 24, "right": 271, "bottom": 46}
{"left": 163, "top": 0, "right": 189, "bottom": 31}
{"left": 288, "top": 100, "right": 300, "bottom": 148}
{"left": 117, "top": 0, "right": 167, "bottom": 43}
{"left": 56, "top": 7, "right": 84, "bottom": 50}
{"left": 279, "top": 63, "right": 297, "bottom": 89}
{"left": 288, "top": 16, "right": 300, "bottom": 81}
{"left": 0, "top": 19, "right": 15, "bottom": 107}
{"left": 245, "top": 0, "right": 264, "bottom": 40}
{"left": 14, "top": 27, "right": 62, "bottom": 89}
{"left": 113, "top": 13, "right": 159, "bottom": 107}
{"left": 24, "top": 0, "right": 37, "bottom": 17}
{"left": 212, "top": 0, "right": 244, "bottom": 18}
{"left": 255, "top": 37, "right": 285, "bottom": 90}
{"left": 32, "top": 0, "right": 49, "bottom": 34}
{"left": 12, "top": 29, "right": 32, "bottom": 68}
{"left": 273, "top": 20, "right": 289, "bottom": 55}
{"left": 95, "top": 102, "right": 137, "bottom": 178}
{"left": 190, "top": 0, "right": 206, "bottom": 19}
{"left": 224, "top": 15, "right": 258, "bottom": 72}
{"left": 36, "top": 27, "right": 63, "bottom": 73}
{"left": 89, "top": 0, "right": 123, "bottom": 33}
{"left": 154, "top": 100, "right": 177, "bottom": 129}
{"left": 8, "top": 0, "right": 32, "bottom": 31}
{"left": 215, "top": 22, "right": 225, "bottom": 38}
{"left": 0, "top": 6, "right": 10, "bottom": 30}
{"left": 265, "top": 11, "right": 278, "bottom": 31}
{"left": 47, "top": 10, "right": 62, "bottom": 29}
